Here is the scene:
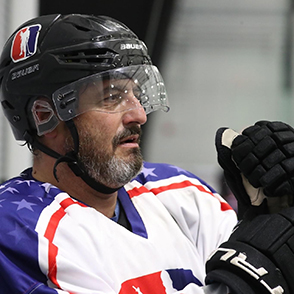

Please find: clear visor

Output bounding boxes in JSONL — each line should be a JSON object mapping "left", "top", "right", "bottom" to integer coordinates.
{"left": 52, "top": 64, "right": 169, "bottom": 121}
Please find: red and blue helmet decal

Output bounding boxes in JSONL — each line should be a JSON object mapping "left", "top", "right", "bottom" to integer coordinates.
{"left": 10, "top": 24, "right": 42, "bottom": 63}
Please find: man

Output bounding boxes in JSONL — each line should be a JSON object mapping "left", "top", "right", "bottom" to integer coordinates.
{"left": 0, "top": 13, "right": 293, "bottom": 294}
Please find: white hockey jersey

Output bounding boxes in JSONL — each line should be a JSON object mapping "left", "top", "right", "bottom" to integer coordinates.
{"left": 0, "top": 162, "right": 237, "bottom": 293}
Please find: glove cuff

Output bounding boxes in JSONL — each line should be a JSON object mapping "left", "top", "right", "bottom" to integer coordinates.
{"left": 206, "top": 241, "right": 288, "bottom": 294}
{"left": 206, "top": 269, "right": 255, "bottom": 294}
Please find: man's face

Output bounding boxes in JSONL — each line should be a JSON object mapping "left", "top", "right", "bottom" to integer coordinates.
{"left": 64, "top": 79, "right": 147, "bottom": 189}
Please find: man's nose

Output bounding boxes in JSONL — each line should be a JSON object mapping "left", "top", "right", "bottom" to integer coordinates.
{"left": 122, "top": 95, "right": 147, "bottom": 126}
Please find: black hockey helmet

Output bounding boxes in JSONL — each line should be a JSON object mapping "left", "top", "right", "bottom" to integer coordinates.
{"left": 0, "top": 13, "right": 169, "bottom": 141}
{"left": 0, "top": 13, "right": 169, "bottom": 194}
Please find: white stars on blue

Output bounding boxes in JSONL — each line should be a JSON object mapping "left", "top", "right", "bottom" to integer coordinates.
{"left": 15, "top": 179, "right": 35, "bottom": 186}
{"left": 168, "top": 165, "right": 188, "bottom": 174}
{"left": 0, "top": 199, "right": 5, "bottom": 208}
{"left": 28, "top": 195, "right": 44, "bottom": 202}
{"left": 40, "top": 183, "right": 55, "bottom": 193}
{"left": 0, "top": 182, "right": 10, "bottom": 190}
{"left": 11, "top": 199, "right": 36, "bottom": 211}
{"left": 0, "top": 187, "right": 19, "bottom": 195}
{"left": 142, "top": 167, "right": 158, "bottom": 178}
{"left": 7, "top": 222, "right": 30, "bottom": 244}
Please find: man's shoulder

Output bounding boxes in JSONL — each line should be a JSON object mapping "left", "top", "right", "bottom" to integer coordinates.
{"left": 133, "top": 162, "right": 215, "bottom": 192}
{"left": 0, "top": 168, "right": 61, "bottom": 210}
{"left": 0, "top": 170, "right": 64, "bottom": 241}
{"left": 135, "top": 161, "right": 190, "bottom": 181}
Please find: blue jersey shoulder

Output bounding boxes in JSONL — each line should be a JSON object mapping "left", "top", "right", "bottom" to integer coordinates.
{"left": 134, "top": 162, "right": 217, "bottom": 193}
{"left": 0, "top": 168, "right": 62, "bottom": 226}
{"left": 0, "top": 168, "right": 60, "bottom": 290}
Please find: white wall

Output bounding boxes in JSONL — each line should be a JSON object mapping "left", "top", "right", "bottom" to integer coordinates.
{"left": 145, "top": 0, "right": 292, "bottom": 190}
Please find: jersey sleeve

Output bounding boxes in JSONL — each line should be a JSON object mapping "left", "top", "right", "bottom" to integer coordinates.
{"left": 0, "top": 216, "right": 66, "bottom": 293}
{"left": 0, "top": 175, "right": 70, "bottom": 293}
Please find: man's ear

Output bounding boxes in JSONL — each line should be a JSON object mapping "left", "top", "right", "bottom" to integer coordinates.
{"left": 32, "top": 99, "right": 60, "bottom": 137}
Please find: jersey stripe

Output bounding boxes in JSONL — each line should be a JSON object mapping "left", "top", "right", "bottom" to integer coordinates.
{"left": 127, "top": 180, "right": 232, "bottom": 211}
{"left": 44, "top": 197, "right": 85, "bottom": 289}
{"left": 44, "top": 207, "right": 65, "bottom": 287}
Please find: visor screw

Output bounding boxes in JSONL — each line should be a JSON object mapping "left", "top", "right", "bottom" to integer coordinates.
{"left": 13, "top": 115, "right": 20, "bottom": 122}
{"left": 57, "top": 94, "right": 63, "bottom": 101}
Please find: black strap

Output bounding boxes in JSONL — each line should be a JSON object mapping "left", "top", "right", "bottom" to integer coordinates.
{"left": 24, "top": 130, "right": 61, "bottom": 159}
{"left": 24, "top": 124, "right": 121, "bottom": 194}
{"left": 65, "top": 120, "right": 79, "bottom": 154}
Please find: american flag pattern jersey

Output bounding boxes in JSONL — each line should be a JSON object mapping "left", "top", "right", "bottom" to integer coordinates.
{"left": 0, "top": 162, "right": 237, "bottom": 293}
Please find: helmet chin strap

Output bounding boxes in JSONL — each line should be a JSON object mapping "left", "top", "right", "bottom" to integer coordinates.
{"left": 24, "top": 121, "right": 122, "bottom": 194}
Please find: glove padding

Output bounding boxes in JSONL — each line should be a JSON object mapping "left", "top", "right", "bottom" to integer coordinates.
{"left": 206, "top": 207, "right": 294, "bottom": 294}
{"left": 216, "top": 121, "right": 294, "bottom": 218}
{"left": 232, "top": 121, "right": 294, "bottom": 198}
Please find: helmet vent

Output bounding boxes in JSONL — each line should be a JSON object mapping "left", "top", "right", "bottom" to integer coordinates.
{"left": 72, "top": 24, "right": 92, "bottom": 33}
{"left": 58, "top": 49, "right": 116, "bottom": 65}
{"left": 1, "top": 100, "right": 14, "bottom": 110}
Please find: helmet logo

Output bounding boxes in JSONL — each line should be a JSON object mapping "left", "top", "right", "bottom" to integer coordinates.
{"left": 120, "top": 43, "right": 143, "bottom": 50}
{"left": 10, "top": 24, "right": 41, "bottom": 63}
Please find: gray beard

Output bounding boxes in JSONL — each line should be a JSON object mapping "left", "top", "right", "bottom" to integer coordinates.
{"left": 80, "top": 148, "right": 143, "bottom": 188}
{"left": 65, "top": 125, "right": 143, "bottom": 189}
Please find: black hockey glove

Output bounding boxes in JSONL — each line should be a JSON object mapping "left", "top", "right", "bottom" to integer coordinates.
{"left": 216, "top": 121, "right": 294, "bottom": 219}
{"left": 205, "top": 207, "right": 294, "bottom": 294}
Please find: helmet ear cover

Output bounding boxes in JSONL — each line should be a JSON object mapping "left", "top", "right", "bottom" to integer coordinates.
{"left": 31, "top": 99, "right": 59, "bottom": 136}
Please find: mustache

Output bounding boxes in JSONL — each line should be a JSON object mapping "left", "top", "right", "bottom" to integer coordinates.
{"left": 112, "top": 125, "right": 142, "bottom": 148}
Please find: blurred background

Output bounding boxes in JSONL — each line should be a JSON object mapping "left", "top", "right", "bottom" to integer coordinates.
{"left": 0, "top": 0, "right": 293, "bottom": 195}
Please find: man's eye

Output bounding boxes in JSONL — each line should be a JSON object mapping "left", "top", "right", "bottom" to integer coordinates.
{"left": 102, "top": 94, "right": 123, "bottom": 105}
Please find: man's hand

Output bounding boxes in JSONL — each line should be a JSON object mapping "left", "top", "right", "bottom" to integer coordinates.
{"left": 209, "top": 121, "right": 294, "bottom": 293}
{"left": 216, "top": 121, "right": 294, "bottom": 218}
{"left": 205, "top": 207, "right": 294, "bottom": 294}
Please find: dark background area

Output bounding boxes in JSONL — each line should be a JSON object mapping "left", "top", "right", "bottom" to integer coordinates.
{"left": 39, "top": 0, "right": 176, "bottom": 68}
